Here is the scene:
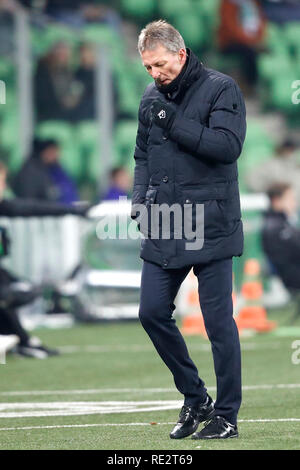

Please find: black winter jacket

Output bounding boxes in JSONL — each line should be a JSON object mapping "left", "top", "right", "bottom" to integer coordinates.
{"left": 131, "top": 49, "right": 247, "bottom": 269}
{"left": 262, "top": 209, "right": 300, "bottom": 290}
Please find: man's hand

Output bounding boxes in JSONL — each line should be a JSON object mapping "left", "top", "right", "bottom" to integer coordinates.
{"left": 150, "top": 99, "right": 176, "bottom": 130}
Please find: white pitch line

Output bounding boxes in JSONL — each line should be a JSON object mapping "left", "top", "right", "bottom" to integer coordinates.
{"left": 58, "top": 342, "right": 281, "bottom": 354}
{"left": 0, "top": 418, "right": 300, "bottom": 432}
{"left": 0, "top": 400, "right": 184, "bottom": 418}
{"left": 1, "top": 383, "right": 300, "bottom": 397}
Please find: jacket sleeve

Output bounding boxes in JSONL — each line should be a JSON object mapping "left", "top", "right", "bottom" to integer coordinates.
{"left": 169, "top": 83, "right": 246, "bottom": 164}
{"left": 131, "top": 103, "right": 150, "bottom": 220}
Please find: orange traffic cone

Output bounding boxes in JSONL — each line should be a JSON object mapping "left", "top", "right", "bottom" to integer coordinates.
{"left": 180, "top": 271, "right": 207, "bottom": 337}
{"left": 235, "top": 259, "right": 277, "bottom": 333}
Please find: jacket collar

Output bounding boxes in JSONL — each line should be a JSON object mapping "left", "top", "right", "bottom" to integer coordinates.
{"left": 155, "top": 48, "right": 204, "bottom": 101}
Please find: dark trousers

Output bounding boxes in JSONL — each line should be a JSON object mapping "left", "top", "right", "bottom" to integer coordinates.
{"left": 0, "top": 307, "right": 30, "bottom": 346}
{"left": 139, "top": 258, "right": 242, "bottom": 425}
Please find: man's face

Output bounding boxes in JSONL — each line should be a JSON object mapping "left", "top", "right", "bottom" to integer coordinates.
{"left": 141, "top": 45, "right": 186, "bottom": 86}
{"left": 41, "top": 146, "right": 60, "bottom": 165}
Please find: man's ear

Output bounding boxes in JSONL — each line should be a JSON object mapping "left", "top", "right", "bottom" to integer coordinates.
{"left": 178, "top": 48, "right": 186, "bottom": 64}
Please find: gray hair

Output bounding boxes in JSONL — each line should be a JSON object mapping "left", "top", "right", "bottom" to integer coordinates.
{"left": 138, "top": 20, "right": 186, "bottom": 55}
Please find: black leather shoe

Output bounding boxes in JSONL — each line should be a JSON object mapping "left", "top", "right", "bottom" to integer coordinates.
{"left": 192, "top": 415, "right": 238, "bottom": 439}
{"left": 170, "top": 395, "right": 214, "bottom": 439}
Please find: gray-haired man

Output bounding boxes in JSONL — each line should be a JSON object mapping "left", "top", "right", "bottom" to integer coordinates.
{"left": 131, "top": 20, "right": 246, "bottom": 440}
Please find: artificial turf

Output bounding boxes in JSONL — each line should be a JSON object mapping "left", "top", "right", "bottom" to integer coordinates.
{"left": 0, "top": 307, "right": 299, "bottom": 450}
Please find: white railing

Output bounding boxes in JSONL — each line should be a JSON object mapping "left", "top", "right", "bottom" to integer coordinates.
{"left": 0, "top": 194, "right": 268, "bottom": 282}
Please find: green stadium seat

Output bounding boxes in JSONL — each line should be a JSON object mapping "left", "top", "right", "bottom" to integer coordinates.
{"left": 194, "top": 0, "right": 221, "bottom": 25}
{"left": 129, "top": 58, "right": 152, "bottom": 95}
{"left": 7, "top": 145, "right": 22, "bottom": 174}
{"left": 31, "top": 24, "right": 78, "bottom": 56}
{"left": 0, "top": 110, "right": 23, "bottom": 173}
{"left": 0, "top": 57, "right": 15, "bottom": 83}
{"left": 284, "top": 22, "right": 300, "bottom": 54}
{"left": 258, "top": 53, "right": 293, "bottom": 82}
{"left": 36, "top": 120, "right": 73, "bottom": 144}
{"left": 0, "top": 111, "right": 19, "bottom": 151}
{"left": 159, "top": 0, "right": 192, "bottom": 18}
{"left": 264, "top": 23, "right": 286, "bottom": 55}
{"left": 270, "top": 76, "right": 299, "bottom": 113}
{"left": 120, "top": 0, "right": 156, "bottom": 19}
{"left": 238, "top": 119, "right": 275, "bottom": 188}
{"left": 173, "top": 14, "right": 205, "bottom": 50}
{"left": 82, "top": 25, "right": 120, "bottom": 49}
{"left": 114, "top": 120, "right": 137, "bottom": 165}
{"left": 243, "top": 120, "right": 274, "bottom": 153}
{"left": 75, "top": 120, "right": 119, "bottom": 184}
{"left": 117, "top": 75, "right": 139, "bottom": 117}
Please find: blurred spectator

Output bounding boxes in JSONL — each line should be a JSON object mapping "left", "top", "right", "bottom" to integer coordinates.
{"left": 37, "top": 1, "right": 121, "bottom": 31}
{"left": 34, "top": 42, "right": 82, "bottom": 122}
{"left": 0, "top": 162, "right": 59, "bottom": 359}
{"left": 0, "top": 160, "right": 93, "bottom": 347}
{"left": 102, "top": 166, "right": 132, "bottom": 201}
{"left": 261, "top": 0, "right": 300, "bottom": 24}
{"left": 0, "top": 0, "right": 21, "bottom": 12}
{"left": 262, "top": 183, "right": 300, "bottom": 294}
{"left": 72, "top": 42, "right": 119, "bottom": 122}
{"left": 246, "top": 139, "right": 300, "bottom": 204}
{"left": 13, "top": 138, "right": 79, "bottom": 204}
{"left": 0, "top": 160, "right": 91, "bottom": 358}
{"left": 72, "top": 43, "right": 97, "bottom": 121}
{"left": 218, "top": 0, "right": 266, "bottom": 93}
{"left": 0, "top": 1, "right": 21, "bottom": 56}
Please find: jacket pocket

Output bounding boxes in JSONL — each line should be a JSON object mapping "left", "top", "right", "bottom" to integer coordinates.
{"left": 181, "top": 184, "right": 229, "bottom": 239}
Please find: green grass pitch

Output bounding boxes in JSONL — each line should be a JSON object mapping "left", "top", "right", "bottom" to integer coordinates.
{"left": 0, "top": 308, "right": 300, "bottom": 450}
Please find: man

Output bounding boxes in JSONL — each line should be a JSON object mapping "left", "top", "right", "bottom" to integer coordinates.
{"left": 131, "top": 21, "right": 246, "bottom": 440}
{"left": 102, "top": 166, "right": 132, "bottom": 201}
{"left": 262, "top": 183, "right": 300, "bottom": 293}
{"left": 13, "top": 138, "right": 79, "bottom": 204}
{"left": 0, "top": 161, "right": 88, "bottom": 358}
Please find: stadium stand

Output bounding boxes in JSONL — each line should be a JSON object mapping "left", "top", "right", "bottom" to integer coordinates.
{"left": 1, "top": 1, "right": 298, "bottom": 190}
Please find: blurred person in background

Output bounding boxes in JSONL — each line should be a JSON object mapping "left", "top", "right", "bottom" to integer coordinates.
{"left": 246, "top": 138, "right": 300, "bottom": 205}
{"left": 72, "top": 42, "right": 119, "bottom": 123}
{"left": 35, "top": 0, "right": 121, "bottom": 31}
{"left": 102, "top": 166, "right": 132, "bottom": 201}
{"left": 0, "top": 1, "right": 20, "bottom": 56}
{"left": 0, "top": 161, "right": 90, "bottom": 358}
{"left": 218, "top": 0, "right": 266, "bottom": 94}
{"left": 13, "top": 138, "right": 79, "bottom": 204}
{"left": 73, "top": 43, "right": 97, "bottom": 121}
{"left": 34, "top": 41, "right": 82, "bottom": 122}
{"left": 261, "top": 0, "right": 300, "bottom": 24}
{"left": 262, "top": 183, "right": 300, "bottom": 302}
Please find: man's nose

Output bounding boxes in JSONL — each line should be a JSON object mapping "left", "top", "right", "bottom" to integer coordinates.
{"left": 151, "top": 68, "right": 160, "bottom": 79}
